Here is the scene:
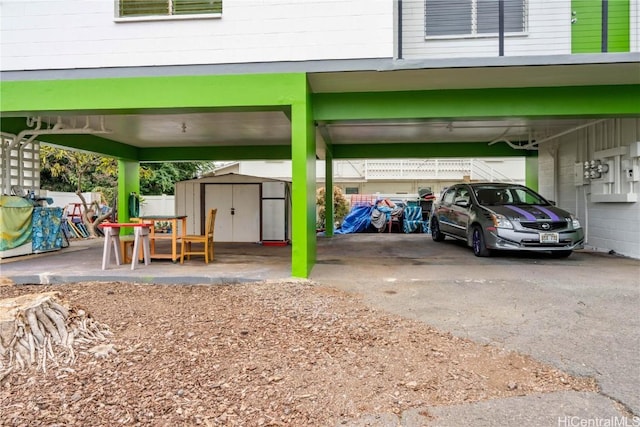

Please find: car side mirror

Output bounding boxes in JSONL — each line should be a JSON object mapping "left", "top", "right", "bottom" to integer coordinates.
{"left": 548, "top": 200, "right": 556, "bottom": 206}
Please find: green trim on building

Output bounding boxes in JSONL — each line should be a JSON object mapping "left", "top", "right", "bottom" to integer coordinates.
{"left": 571, "top": 0, "right": 630, "bottom": 53}
{"left": 608, "top": 0, "right": 630, "bottom": 52}
{"left": 0, "top": 74, "right": 302, "bottom": 113}
{"left": 140, "top": 145, "right": 292, "bottom": 161}
{"left": 332, "top": 143, "right": 537, "bottom": 159}
{"left": 314, "top": 85, "right": 640, "bottom": 121}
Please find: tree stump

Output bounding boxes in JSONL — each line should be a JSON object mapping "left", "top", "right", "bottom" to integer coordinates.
{"left": 0, "top": 292, "right": 112, "bottom": 380}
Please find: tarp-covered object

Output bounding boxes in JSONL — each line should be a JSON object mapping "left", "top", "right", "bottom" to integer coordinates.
{"left": 0, "top": 196, "right": 33, "bottom": 251}
{"left": 335, "top": 205, "right": 373, "bottom": 234}
{"left": 32, "top": 207, "right": 63, "bottom": 253}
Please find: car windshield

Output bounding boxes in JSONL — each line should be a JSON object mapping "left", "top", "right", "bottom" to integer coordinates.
{"left": 474, "top": 186, "right": 549, "bottom": 206}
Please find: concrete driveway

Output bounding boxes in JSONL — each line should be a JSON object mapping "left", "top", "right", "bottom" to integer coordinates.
{"left": 2, "top": 233, "right": 639, "bottom": 424}
{"left": 311, "top": 233, "right": 640, "bottom": 424}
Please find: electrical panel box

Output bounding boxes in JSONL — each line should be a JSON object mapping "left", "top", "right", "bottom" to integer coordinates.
{"left": 625, "top": 165, "right": 639, "bottom": 182}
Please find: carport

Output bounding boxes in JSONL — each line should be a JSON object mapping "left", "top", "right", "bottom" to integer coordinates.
{"left": 1, "top": 55, "right": 639, "bottom": 277}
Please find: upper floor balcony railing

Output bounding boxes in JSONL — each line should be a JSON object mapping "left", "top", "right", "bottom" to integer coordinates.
{"left": 335, "top": 159, "right": 519, "bottom": 183}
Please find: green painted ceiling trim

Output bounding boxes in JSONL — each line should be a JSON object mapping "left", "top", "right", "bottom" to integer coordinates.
{"left": 313, "top": 85, "right": 640, "bottom": 121}
{"left": 0, "top": 73, "right": 306, "bottom": 114}
{"left": 38, "top": 134, "right": 140, "bottom": 160}
{"left": 139, "top": 145, "right": 292, "bottom": 161}
{"left": 332, "top": 143, "right": 537, "bottom": 159}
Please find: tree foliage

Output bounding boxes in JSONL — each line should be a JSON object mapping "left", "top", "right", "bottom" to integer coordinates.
{"left": 316, "top": 186, "right": 350, "bottom": 229}
{"left": 40, "top": 145, "right": 212, "bottom": 198}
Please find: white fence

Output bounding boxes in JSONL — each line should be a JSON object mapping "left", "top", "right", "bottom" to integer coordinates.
{"left": 42, "top": 191, "right": 175, "bottom": 218}
{"left": 140, "top": 195, "right": 175, "bottom": 217}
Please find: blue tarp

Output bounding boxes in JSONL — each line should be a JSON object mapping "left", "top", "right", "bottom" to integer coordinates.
{"left": 335, "top": 205, "right": 373, "bottom": 234}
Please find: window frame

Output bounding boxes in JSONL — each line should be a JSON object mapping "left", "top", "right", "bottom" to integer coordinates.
{"left": 115, "top": 0, "right": 222, "bottom": 23}
{"left": 424, "top": 0, "right": 528, "bottom": 40}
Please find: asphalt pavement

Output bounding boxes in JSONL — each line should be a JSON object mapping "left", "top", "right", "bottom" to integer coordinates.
{"left": 1, "top": 233, "right": 639, "bottom": 426}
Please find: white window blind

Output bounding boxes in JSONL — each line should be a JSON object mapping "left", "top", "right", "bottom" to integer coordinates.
{"left": 425, "top": 0, "right": 526, "bottom": 37}
{"left": 118, "top": 0, "right": 222, "bottom": 18}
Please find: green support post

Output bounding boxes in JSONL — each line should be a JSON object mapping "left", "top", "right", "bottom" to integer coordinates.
{"left": 525, "top": 155, "right": 539, "bottom": 192}
{"left": 118, "top": 159, "right": 140, "bottom": 232}
{"left": 290, "top": 84, "right": 317, "bottom": 278}
{"left": 324, "top": 148, "right": 334, "bottom": 237}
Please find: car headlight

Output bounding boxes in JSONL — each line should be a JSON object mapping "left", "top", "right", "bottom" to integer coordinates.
{"left": 490, "top": 213, "right": 513, "bottom": 229}
{"left": 571, "top": 215, "right": 582, "bottom": 229}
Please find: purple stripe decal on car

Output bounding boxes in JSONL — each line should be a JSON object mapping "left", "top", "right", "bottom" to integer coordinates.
{"left": 504, "top": 205, "right": 537, "bottom": 221}
{"left": 534, "top": 205, "right": 561, "bottom": 221}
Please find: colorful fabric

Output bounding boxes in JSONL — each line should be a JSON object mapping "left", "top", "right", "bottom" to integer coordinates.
{"left": 32, "top": 207, "right": 64, "bottom": 252}
{"left": 402, "top": 205, "right": 427, "bottom": 234}
{"left": 0, "top": 196, "right": 33, "bottom": 251}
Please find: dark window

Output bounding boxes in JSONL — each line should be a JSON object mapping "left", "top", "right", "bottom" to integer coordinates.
{"left": 425, "top": 0, "right": 526, "bottom": 37}
{"left": 119, "top": 0, "right": 222, "bottom": 18}
{"left": 425, "top": 0, "right": 472, "bottom": 36}
{"left": 345, "top": 187, "right": 359, "bottom": 195}
{"left": 442, "top": 188, "right": 457, "bottom": 204}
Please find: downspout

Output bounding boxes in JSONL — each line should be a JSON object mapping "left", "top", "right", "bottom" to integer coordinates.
{"left": 498, "top": 0, "right": 505, "bottom": 56}
{"left": 602, "top": 0, "right": 609, "bottom": 52}
{"left": 397, "top": 0, "right": 403, "bottom": 59}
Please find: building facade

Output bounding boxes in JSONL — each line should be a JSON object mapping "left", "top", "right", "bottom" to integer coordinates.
{"left": 1, "top": 0, "right": 639, "bottom": 275}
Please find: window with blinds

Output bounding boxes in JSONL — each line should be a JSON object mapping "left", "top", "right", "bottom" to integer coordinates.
{"left": 425, "top": 0, "right": 526, "bottom": 37}
{"left": 119, "top": 0, "right": 222, "bottom": 18}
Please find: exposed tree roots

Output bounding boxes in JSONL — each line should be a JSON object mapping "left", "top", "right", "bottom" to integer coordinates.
{"left": 0, "top": 292, "right": 112, "bottom": 381}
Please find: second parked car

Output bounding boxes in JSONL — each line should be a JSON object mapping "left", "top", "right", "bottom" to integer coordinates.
{"left": 430, "top": 183, "right": 585, "bottom": 257}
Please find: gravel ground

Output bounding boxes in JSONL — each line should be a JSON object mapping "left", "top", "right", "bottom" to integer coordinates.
{"left": 0, "top": 280, "right": 597, "bottom": 426}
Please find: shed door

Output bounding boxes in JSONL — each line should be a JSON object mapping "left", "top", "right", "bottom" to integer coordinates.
{"left": 204, "top": 184, "right": 260, "bottom": 242}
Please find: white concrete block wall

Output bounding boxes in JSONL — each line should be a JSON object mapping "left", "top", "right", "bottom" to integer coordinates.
{"left": 538, "top": 119, "right": 640, "bottom": 259}
{"left": 0, "top": 0, "right": 393, "bottom": 71}
{"left": 402, "top": 0, "right": 571, "bottom": 59}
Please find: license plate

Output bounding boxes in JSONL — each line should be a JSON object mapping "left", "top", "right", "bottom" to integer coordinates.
{"left": 539, "top": 232, "right": 559, "bottom": 244}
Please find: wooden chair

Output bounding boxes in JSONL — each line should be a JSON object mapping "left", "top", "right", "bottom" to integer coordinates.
{"left": 181, "top": 208, "right": 217, "bottom": 264}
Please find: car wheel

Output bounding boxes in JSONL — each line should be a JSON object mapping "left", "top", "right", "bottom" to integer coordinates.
{"left": 550, "top": 250, "right": 572, "bottom": 258}
{"left": 472, "top": 226, "right": 491, "bottom": 257}
{"left": 431, "top": 218, "right": 445, "bottom": 242}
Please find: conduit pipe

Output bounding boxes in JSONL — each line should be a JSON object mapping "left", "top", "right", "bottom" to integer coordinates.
{"left": 524, "top": 119, "right": 607, "bottom": 149}
{"left": 2, "top": 116, "right": 111, "bottom": 195}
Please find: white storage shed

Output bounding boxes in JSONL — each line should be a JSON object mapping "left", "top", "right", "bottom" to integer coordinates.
{"left": 174, "top": 173, "right": 291, "bottom": 243}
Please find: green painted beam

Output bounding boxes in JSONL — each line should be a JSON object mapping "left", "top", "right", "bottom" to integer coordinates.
{"left": 0, "top": 74, "right": 303, "bottom": 114}
{"left": 140, "top": 145, "right": 292, "bottom": 161}
{"left": 332, "top": 142, "right": 537, "bottom": 159}
{"left": 40, "top": 134, "right": 139, "bottom": 160}
{"left": 313, "top": 85, "right": 640, "bottom": 121}
{"left": 0, "top": 117, "right": 140, "bottom": 159}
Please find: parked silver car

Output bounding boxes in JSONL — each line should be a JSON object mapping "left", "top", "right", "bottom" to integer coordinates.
{"left": 430, "top": 183, "right": 585, "bottom": 257}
